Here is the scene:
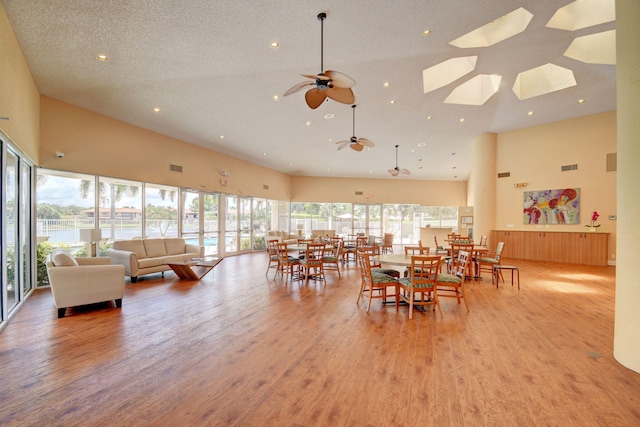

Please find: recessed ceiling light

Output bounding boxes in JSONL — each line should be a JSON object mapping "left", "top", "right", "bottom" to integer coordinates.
{"left": 459, "top": 118, "right": 465, "bottom": 122}
{"left": 263, "top": 153, "right": 267, "bottom": 156}
{"left": 528, "top": 111, "right": 534, "bottom": 116}
{"left": 390, "top": 100, "right": 396, "bottom": 104}
{"left": 328, "top": 138, "right": 332, "bottom": 142}
{"left": 289, "top": 162, "right": 293, "bottom": 166}
{"left": 578, "top": 98, "right": 585, "bottom": 103}
{"left": 270, "top": 42, "right": 279, "bottom": 48}
{"left": 306, "top": 121, "right": 311, "bottom": 126}
{"left": 423, "top": 30, "right": 432, "bottom": 36}
{"left": 369, "top": 170, "right": 373, "bottom": 174}
{"left": 418, "top": 142, "right": 426, "bottom": 147}
{"left": 427, "top": 116, "right": 432, "bottom": 120}
{"left": 273, "top": 95, "right": 279, "bottom": 101}
{"left": 153, "top": 107, "right": 161, "bottom": 112}
{"left": 324, "top": 113, "right": 334, "bottom": 119}
{"left": 220, "top": 135, "right": 224, "bottom": 139}
{"left": 383, "top": 82, "right": 390, "bottom": 88}
{"left": 96, "top": 54, "right": 108, "bottom": 61}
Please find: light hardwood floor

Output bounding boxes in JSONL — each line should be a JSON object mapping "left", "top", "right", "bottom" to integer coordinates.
{"left": 1, "top": 253, "right": 639, "bottom": 426}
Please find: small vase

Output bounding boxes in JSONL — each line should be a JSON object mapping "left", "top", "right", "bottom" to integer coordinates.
{"left": 588, "top": 226, "right": 597, "bottom": 232}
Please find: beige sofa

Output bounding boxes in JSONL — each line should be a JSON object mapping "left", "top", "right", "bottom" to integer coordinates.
{"left": 107, "top": 238, "right": 204, "bottom": 283}
{"left": 46, "top": 249, "right": 125, "bottom": 318}
{"left": 266, "top": 230, "right": 299, "bottom": 244}
{"left": 311, "top": 230, "right": 336, "bottom": 240}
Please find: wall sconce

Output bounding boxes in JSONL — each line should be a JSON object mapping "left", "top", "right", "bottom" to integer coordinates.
{"left": 80, "top": 228, "right": 102, "bottom": 257}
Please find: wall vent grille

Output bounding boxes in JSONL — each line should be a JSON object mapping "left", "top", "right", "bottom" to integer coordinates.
{"left": 561, "top": 164, "right": 578, "bottom": 172}
{"left": 169, "top": 164, "right": 183, "bottom": 173}
{"left": 606, "top": 153, "right": 617, "bottom": 172}
{"left": 497, "top": 172, "right": 510, "bottom": 178}
{"left": 263, "top": 184, "right": 269, "bottom": 190}
{"left": 355, "top": 191, "right": 364, "bottom": 196}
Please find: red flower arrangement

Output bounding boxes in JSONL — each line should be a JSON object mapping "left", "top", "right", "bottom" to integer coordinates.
{"left": 586, "top": 211, "right": 601, "bottom": 228}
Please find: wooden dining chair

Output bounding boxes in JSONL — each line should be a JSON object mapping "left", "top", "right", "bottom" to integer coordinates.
{"left": 275, "top": 242, "right": 301, "bottom": 282}
{"left": 436, "top": 249, "right": 470, "bottom": 312}
{"left": 300, "top": 243, "right": 327, "bottom": 284}
{"left": 479, "top": 242, "right": 505, "bottom": 281}
{"left": 403, "top": 245, "right": 431, "bottom": 277}
{"left": 397, "top": 256, "right": 443, "bottom": 319}
{"left": 323, "top": 238, "right": 343, "bottom": 277}
{"left": 382, "top": 232, "right": 394, "bottom": 254}
{"left": 448, "top": 242, "right": 474, "bottom": 278}
{"left": 265, "top": 239, "right": 280, "bottom": 276}
{"left": 356, "top": 251, "right": 399, "bottom": 313}
{"left": 358, "top": 246, "right": 400, "bottom": 279}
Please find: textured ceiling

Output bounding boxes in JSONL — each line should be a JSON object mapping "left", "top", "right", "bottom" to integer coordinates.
{"left": 2, "top": 0, "right": 616, "bottom": 180}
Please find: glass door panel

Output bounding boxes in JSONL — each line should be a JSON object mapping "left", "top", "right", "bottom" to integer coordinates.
{"left": 181, "top": 190, "right": 220, "bottom": 256}
{"left": 5, "top": 149, "right": 19, "bottom": 312}
{"left": 202, "top": 193, "right": 219, "bottom": 256}
{"left": 252, "top": 198, "right": 268, "bottom": 250}
{"left": 224, "top": 195, "right": 238, "bottom": 253}
{"left": 239, "top": 197, "right": 251, "bottom": 252}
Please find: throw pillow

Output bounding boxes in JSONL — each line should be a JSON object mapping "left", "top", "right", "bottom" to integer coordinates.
{"left": 51, "top": 248, "right": 79, "bottom": 267}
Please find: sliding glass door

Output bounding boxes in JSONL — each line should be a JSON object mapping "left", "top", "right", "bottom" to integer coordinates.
{"left": 181, "top": 190, "right": 220, "bottom": 256}
{"left": 2, "top": 139, "right": 35, "bottom": 326}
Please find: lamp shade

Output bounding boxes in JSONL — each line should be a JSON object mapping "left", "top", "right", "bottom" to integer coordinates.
{"left": 80, "top": 228, "right": 102, "bottom": 242}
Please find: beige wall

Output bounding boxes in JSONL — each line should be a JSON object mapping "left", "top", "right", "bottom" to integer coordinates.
{"left": 0, "top": 3, "right": 40, "bottom": 161}
{"left": 291, "top": 176, "right": 467, "bottom": 205}
{"left": 39, "top": 97, "right": 292, "bottom": 200}
{"left": 495, "top": 111, "right": 617, "bottom": 263}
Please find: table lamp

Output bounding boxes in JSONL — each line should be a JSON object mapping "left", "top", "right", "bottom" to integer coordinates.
{"left": 80, "top": 228, "right": 102, "bottom": 257}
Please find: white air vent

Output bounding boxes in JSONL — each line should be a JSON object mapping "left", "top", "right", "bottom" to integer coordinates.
{"left": 355, "top": 191, "right": 364, "bottom": 196}
{"left": 606, "top": 153, "right": 617, "bottom": 172}
{"left": 497, "top": 172, "right": 510, "bottom": 178}
{"left": 169, "top": 164, "right": 183, "bottom": 173}
{"left": 561, "top": 164, "right": 578, "bottom": 171}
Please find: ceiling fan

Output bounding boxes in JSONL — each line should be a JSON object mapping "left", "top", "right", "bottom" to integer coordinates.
{"left": 336, "top": 105, "right": 375, "bottom": 152}
{"left": 283, "top": 12, "right": 356, "bottom": 109}
{"left": 388, "top": 145, "right": 411, "bottom": 176}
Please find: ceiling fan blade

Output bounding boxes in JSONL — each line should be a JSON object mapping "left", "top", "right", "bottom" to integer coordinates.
{"left": 350, "top": 143, "right": 364, "bottom": 152}
{"left": 388, "top": 169, "right": 399, "bottom": 176}
{"left": 401, "top": 169, "right": 411, "bottom": 175}
{"left": 324, "top": 70, "right": 356, "bottom": 88}
{"left": 284, "top": 81, "right": 314, "bottom": 97}
{"left": 302, "top": 73, "right": 328, "bottom": 80}
{"left": 326, "top": 86, "right": 355, "bottom": 105}
{"left": 336, "top": 141, "right": 349, "bottom": 151}
{"left": 357, "top": 137, "right": 374, "bottom": 147}
{"left": 305, "top": 88, "right": 327, "bottom": 109}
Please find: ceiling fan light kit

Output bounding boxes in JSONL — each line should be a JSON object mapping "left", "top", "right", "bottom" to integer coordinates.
{"left": 283, "top": 12, "right": 356, "bottom": 109}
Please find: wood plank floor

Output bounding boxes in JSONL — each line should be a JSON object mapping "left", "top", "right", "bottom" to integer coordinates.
{"left": 1, "top": 253, "right": 639, "bottom": 426}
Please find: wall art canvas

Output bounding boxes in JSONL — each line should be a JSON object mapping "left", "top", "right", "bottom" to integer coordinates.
{"left": 523, "top": 188, "right": 580, "bottom": 224}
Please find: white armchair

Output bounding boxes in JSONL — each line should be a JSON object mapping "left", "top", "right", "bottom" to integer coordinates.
{"left": 46, "top": 249, "right": 125, "bottom": 318}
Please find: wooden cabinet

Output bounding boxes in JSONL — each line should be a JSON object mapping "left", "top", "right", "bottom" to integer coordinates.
{"left": 491, "top": 230, "right": 524, "bottom": 259}
{"left": 492, "top": 230, "right": 608, "bottom": 266}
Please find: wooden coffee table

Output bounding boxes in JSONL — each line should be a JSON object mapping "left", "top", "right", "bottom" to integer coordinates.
{"left": 164, "top": 257, "right": 223, "bottom": 280}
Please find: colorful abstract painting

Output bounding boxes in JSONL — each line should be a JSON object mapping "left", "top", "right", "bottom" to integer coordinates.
{"left": 523, "top": 188, "right": 580, "bottom": 224}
